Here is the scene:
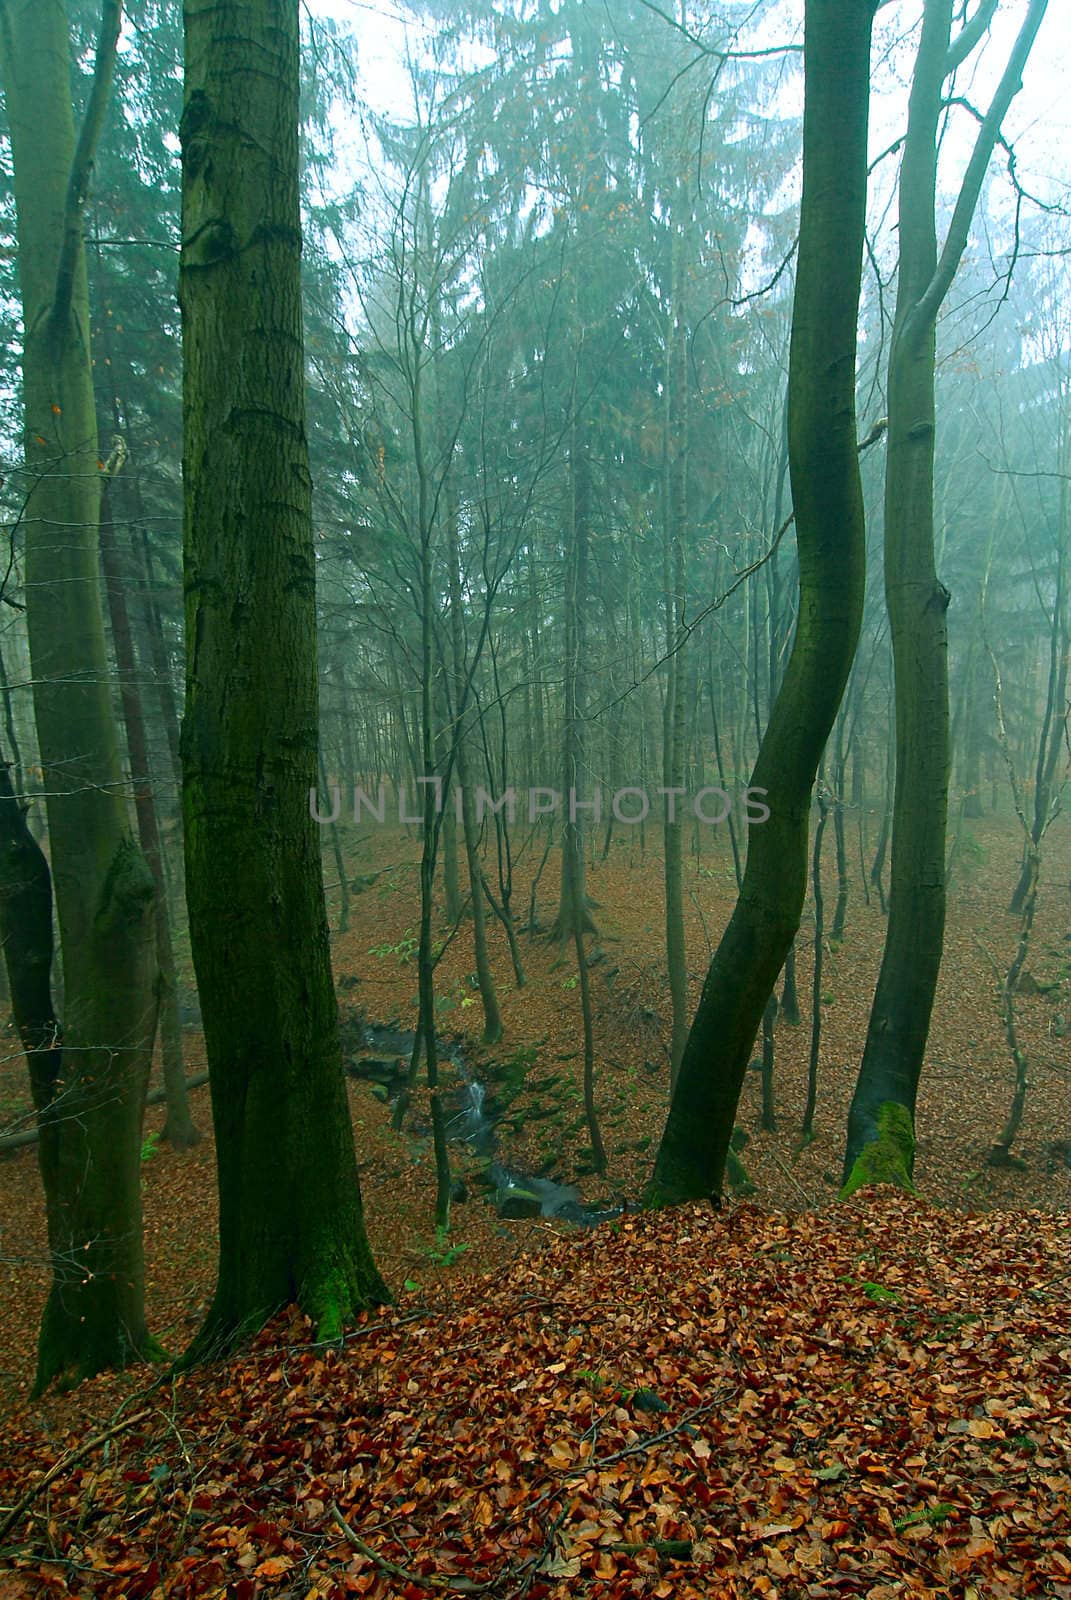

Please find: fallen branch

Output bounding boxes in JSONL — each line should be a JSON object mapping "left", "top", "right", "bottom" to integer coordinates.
{"left": 0, "top": 1408, "right": 152, "bottom": 1544}
{"left": 609, "top": 1538, "right": 695, "bottom": 1559}
{"left": 558, "top": 1393, "right": 728, "bottom": 1473}
{"left": 0, "top": 1073, "right": 210, "bottom": 1152}
{"left": 330, "top": 1503, "right": 498, "bottom": 1594}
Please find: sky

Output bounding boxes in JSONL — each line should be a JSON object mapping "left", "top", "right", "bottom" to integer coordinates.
{"left": 310, "top": 0, "right": 1071, "bottom": 215}
{"left": 306, "top": 0, "right": 1070, "bottom": 345}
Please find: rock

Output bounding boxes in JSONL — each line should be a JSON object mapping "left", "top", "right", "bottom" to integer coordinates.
{"left": 370, "top": 1084, "right": 390, "bottom": 1104}
{"left": 450, "top": 1178, "right": 469, "bottom": 1204}
{"left": 1046, "top": 1139, "right": 1071, "bottom": 1173}
{"left": 632, "top": 1388, "right": 669, "bottom": 1415}
{"left": 338, "top": 1009, "right": 367, "bottom": 1053}
{"left": 497, "top": 1188, "right": 543, "bottom": 1219}
{"left": 986, "top": 1146, "right": 1028, "bottom": 1170}
{"left": 348, "top": 1056, "right": 403, "bottom": 1085}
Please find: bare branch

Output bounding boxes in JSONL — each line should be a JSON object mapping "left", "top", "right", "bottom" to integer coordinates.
{"left": 911, "top": 0, "right": 1050, "bottom": 339}
{"left": 945, "top": 0, "right": 999, "bottom": 77}
{"left": 634, "top": 0, "right": 801, "bottom": 61}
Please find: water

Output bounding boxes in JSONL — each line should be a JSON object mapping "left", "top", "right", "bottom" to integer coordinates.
{"left": 351, "top": 1019, "right": 623, "bottom": 1227}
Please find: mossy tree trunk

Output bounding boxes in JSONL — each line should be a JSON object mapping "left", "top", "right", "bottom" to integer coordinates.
{"left": 0, "top": 0, "right": 161, "bottom": 1394}
{"left": 645, "top": 0, "right": 877, "bottom": 1208}
{"left": 844, "top": 0, "right": 1050, "bottom": 1192}
{"left": 179, "top": 0, "right": 389, "bottom": 1358}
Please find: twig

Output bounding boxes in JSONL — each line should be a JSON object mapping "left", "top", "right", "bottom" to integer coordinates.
{"left": 0, "top": 1073, "right": 211, "bottom": 1151}
{"left": 0, "top": 1408, "right": 152, "bottom": 1544}
{"left": 330, "top": 1503, "right": 498, "bottom": 1593}
{"left": 609, "top": 1538, "right": 695, "bottom": 1558}
{"left": 1027, "top": 1265, "right": 1071, "bottom": 1299}
{"left": 767, "top": 1144, "right": 819, "bottom": 1208}
{"left": 561, "top": 1394, "right": 728, "bottom": 1473}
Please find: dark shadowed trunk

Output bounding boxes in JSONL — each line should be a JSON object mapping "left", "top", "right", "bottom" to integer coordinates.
{"left": 179, "top": 0, "right": 388, "bottom": 1358}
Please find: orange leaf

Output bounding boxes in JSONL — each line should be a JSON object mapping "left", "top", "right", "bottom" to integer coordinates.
{"left": 254, "top": 1555, "right": 294, "bottom": 1580}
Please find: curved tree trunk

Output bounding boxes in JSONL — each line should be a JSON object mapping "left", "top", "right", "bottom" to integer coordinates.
{"left": 179, "top": 0, "right": 388, "bottom": 1358}
{"left": 844, "top": 0, "right": 1049, "bottom": 1193}
{"left": 645, "top": 0, "right": 876, "bottom": 1208}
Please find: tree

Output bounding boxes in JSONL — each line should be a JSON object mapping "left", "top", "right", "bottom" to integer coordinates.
{"left": 179, "top": 0, "right": 388, "bottom": 1355}
{"left": 645, "top": 0, "right": 878, "bottom": 1208}
{"left": 0, "top": 0, "right": 160, "bottom": 1393}
{"left": 843, "top": 0, "right": 1050, "bottom": 1195}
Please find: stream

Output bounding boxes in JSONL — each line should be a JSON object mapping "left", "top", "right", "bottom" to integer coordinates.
{"left": 352, "top": 1022, "right": 626, "bottom": 1228}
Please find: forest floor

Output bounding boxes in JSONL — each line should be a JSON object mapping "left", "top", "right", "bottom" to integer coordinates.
{"left": 0, "top": 810, "right": 1069, "bottom": 1595}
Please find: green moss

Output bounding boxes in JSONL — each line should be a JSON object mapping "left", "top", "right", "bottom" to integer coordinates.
{"left": 726, "top": 1147, "right": 756, "bottom": 1196}
{"left": 839, "top": 1101, "right": 917, "bottom": 1199}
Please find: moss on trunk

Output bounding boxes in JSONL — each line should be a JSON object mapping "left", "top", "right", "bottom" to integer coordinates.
{"left": 839, "top": 1101, "right": 917, "bottom": 1199}
{"left": 1, "top": 0, "right": 160, "bottom": 1395}
{"left": 178, "top": 0, "right": 388, "bottom": 1364}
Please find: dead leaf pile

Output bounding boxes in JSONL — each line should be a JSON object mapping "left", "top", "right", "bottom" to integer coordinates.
{"left": 0, "top": 1191, "right": 1068, "bottom": 1599}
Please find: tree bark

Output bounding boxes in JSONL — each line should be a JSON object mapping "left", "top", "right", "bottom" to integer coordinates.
{"left": 179, "top": 0, "right": 389, "bottom": 1356}
{"left": 663, "top": 228, "right": 689, "bottom": 1087}
{"left": 0, "top": 0, "right": 161, "bottom": 1393}
{"left": 553, "top": 398, "right": 598, "bottom": 944}
{"left": 447, "top": 506, "right": 502, "bottom": 1045}
{"left": 844, "top": 0, "right": 1049, "bottom": 1192}
{"left": 99, "top": 471, "right": 200, "bottom": 1148}
{"left": 645, "top": 0, "right": 876, "bottom": 1208}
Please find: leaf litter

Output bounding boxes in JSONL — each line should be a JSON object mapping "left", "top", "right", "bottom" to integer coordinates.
{"left": 0, "top": 1192, "right": 1068, "bottom": 1599}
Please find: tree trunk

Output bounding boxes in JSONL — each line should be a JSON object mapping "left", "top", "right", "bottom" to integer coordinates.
{"left": 318, "top": 751, "right": 351, "bottom": 934}
{"left": 830, "top": 712, "right": 849, "bottom": 941}
{"left": 1009, "top": 436, "right": 1068, "bottom": 911}
{"left": 869, "top": 708, "right": 895, "bottom": 914}
{"left": 759, "top": 993, "right": 777, "bottom": 1133}
{"left": 645, "top": 0, "right": 875, "bottom": 1208}
{"left": 0, "top": 0, "right": 161, "bottom": 1393}
{"left": 553, "top": 373, "right": 597, "bottom": 943}
{"left": 178, "top": 0, "right": 389, "bottom": 1356}
{"left": 0, "top": 759, "right": 63, "bottom": 1180}
{"left": 802, "top": 786, "right": 829, "bottom": 1141}
{"left": 447, "top": 505, "right": 502, "bottom": 1044}
{"left": 435, "top": 659, "right": 463, "bottom": 926}
{"left": 99, "top": 474, "right": 200, "bottom": 1148}
{"left": 844, "top": 0, "right": 1049, "bottom": 1193}
{"left": 663, "top": 231, "right": 689, "bottom": 1087}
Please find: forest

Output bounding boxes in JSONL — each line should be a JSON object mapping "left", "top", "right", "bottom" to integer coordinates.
{"left": 0, "top": 0, "right": 1070, "bottom": 1595}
